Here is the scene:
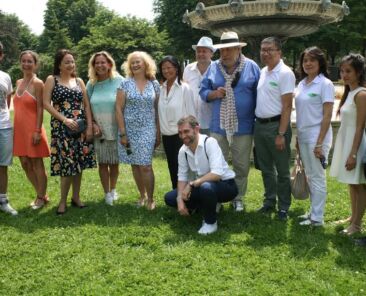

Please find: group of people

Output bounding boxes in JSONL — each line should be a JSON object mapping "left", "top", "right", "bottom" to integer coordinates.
{"left": 0, "top": 31, "right": 365, "bottom": 239}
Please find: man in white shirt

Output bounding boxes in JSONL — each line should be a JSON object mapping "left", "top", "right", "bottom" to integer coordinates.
{"left": 164, "top": 115, "right": 238, "bottom": 235}
{"left": 183, "top": 36, "right": 215, "bottom": 135}
{"left": 254, "top": 37, "right": 295, "bottom": 220}
{"left": 0, "top": 42, "right": 18, "bottom": 215}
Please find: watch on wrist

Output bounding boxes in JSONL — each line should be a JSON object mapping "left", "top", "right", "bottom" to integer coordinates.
{"left": 278, "top": 131, "right": 285, "bottom": 136}
{"left": 351, "top": 154, "right": 357, "bottom": 159}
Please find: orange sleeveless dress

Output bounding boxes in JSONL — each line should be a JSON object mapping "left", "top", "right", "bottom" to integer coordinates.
{"left": 13, "top": 90, "right": 50, "bottom": 157}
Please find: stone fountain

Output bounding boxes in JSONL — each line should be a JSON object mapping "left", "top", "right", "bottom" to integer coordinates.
{"left": 183, "top": 0, "right": 350, "bottom": 61}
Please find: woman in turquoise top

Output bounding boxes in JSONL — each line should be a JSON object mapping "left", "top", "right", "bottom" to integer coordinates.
{"left": 86, "top": 51, "right": 124, "bottom": 206}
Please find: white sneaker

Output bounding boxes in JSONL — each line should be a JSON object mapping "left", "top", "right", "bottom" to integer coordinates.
{"left": 298, "top": 213, "right": 310, "bottom": 220}
{"left": 299, "top": 218, "right": 323, "bottom": 226}
{"left": 111, "top": 189, "right": 118, "bottom": 201}
{"left": 105, "top": 193, "right": 114, "bottom": 206}
{"left": 0, "top": 202, "right": 18, "bottom": 216}
{"left": 198, "top": 221, "right": 218, "bottom": 235}
{"left": 216, "top": 203, "right": 222, "bottom": 213}
{"left": 232, "top": 200, "right": 244, "bottom": 212}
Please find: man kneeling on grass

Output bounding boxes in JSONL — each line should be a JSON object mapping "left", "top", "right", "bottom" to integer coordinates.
{"left": 164, "top": 115, "right": 238, "bottom": 235}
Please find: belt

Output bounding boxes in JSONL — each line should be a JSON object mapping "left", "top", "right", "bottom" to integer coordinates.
{"left": 256, "top": 115, "right": 281, "bottom": 124}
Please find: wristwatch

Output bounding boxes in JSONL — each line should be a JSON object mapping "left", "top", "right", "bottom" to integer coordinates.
{"left": 351, "top": 154, "right": 357, "bottom": 159}
{"left": 278, "top": 131, "right": 285, "bottom": 136}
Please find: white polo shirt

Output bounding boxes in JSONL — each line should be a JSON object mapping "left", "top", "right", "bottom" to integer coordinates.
{"left": 255, "top": 59, "right": 295, "bottom": 118}
{"left": 183, "top": 61, "right": 212, "bottom": 129}
{"left": 158, "top": 79, "right": 196, "bottom": 136}
{"left": 295, "top": 74, "right": 335, "bottom": 145}
{"left": 177, "top": 134, "right": 235, "bottom": 182}
{"left": 0, "top": 70, "right": 13, "bottom": 129}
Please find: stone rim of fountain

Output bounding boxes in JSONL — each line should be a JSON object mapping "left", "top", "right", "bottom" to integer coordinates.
{"left": 184, "top": 0, "right": 350, "bottom": 38}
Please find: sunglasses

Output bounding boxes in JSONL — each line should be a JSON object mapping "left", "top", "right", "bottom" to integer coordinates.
{"left": 231, "top": 72, "right": 240, "bottom": 88}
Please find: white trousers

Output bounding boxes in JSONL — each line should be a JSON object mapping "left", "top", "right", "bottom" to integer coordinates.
{"left": 299, "top": 142, "right": 331, "bottom": 223}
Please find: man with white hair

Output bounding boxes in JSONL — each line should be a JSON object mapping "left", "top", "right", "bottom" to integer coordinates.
{"left": 183, "top": 36, "right": 216, "bottom": 135}
{"left": 200, "top": 31, "right": 260, "bottom": 212}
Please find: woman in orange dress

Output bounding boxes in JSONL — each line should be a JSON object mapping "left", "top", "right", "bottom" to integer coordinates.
{"left": 13, "top": 50, "right": 50, "bottom": 209}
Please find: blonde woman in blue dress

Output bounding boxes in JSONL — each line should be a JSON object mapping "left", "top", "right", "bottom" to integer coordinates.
{"left": 116, "top": 51, "right": 160, "bottom": 210}
{"left": 330, "top": 54, "right": 366, "bottom": 235}
{"left": 86, "top": 51, "right": 124, "bottom": 206}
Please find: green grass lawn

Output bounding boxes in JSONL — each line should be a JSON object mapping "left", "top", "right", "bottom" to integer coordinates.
{"left": 0, "top": 113, "right": 365, "bottom": 295}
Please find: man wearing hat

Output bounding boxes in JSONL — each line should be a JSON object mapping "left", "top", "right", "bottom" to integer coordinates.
{"left": 254, "top": 36, "right": 295, "bottom": 221}
{"left": 183, "top": 36, "right": 216, "bottom": 135}
{"left": 200, "top": 31, "right": 260, "bottom": 212}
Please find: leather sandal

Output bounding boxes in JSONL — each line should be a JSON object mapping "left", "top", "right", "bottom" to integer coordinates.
{"left": 146, "top": 199, "right": 156, "bottom": 210}
{"left": 340, "top": 224, "right": 361, "bottom": 236}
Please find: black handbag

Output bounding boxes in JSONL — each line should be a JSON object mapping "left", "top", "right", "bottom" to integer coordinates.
{"left": 65, "top": 118, "right": 87, "bottom": 137}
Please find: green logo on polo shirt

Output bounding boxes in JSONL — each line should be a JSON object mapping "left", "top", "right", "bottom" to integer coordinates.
{"left": 308, "top": 92, "right": 318, "bottom": 97}
{"left": 269, "top": 81, "right": 278, "bottom": 87}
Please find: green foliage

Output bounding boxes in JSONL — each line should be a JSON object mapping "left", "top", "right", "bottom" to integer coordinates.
{"left": 1, "top": 113, "right": 365, "bottom": 295}
{"left": 76, "top": 14, "right": 169, "bottom": 80}
{"left": 39, "top": 0, "right": 97, "bottom": 52}
{"left": 153, "top": 0, "right": 213, "bottom": 61}
{"left": 0, "top": 11, "right": 38, "bottom": 71}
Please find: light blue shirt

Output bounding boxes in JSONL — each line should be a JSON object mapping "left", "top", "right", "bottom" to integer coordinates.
{"left": 200, "top": 58, "right": 260, "bottom": 135}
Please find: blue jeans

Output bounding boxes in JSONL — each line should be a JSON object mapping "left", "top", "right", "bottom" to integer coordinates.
{"left": 164, "top": 179, "right": 238, "bottom": 224}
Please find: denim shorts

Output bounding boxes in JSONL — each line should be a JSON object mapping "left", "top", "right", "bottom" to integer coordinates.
{"left": 0, "top": 127, "right": 13, "bottom": 166}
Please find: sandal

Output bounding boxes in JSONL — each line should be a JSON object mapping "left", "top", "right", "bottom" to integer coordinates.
{"left": 30, "top": 196, "right": 46, "bottom": 210}
{"left": 334, "top": 217, "right": 351, "bottom": 225}
{"left": 146, "top": 199, "right": 156, "bottom": 210}
{"left": 136, "top": 196, "right": 147, "bottom": 208}
{"left": 340, "top": 224, "right": 361, "bottom": 236}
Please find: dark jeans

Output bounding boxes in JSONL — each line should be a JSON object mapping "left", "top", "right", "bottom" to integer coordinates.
{"left": 164, "top": 179, "right": 238, "bottom": 224}
{"left": 162, "top": 134, "right": 182, "bottom": 189}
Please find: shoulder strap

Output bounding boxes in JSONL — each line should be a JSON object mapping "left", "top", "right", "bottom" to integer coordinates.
{"left": 185, "top": 136, "right": 210, "bottom": 162}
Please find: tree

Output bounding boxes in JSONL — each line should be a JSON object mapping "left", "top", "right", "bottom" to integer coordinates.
{"left": 0, "top": 11, "right": 38, "bottom": 83}
{"left": 75, "top": 12, "right": 169, "bottom": 80}
{"left": 153, "top": 0, "right": 211, "bottom": 61}
{"left": 39, "top": 0, "right": 97, "bottom": 53}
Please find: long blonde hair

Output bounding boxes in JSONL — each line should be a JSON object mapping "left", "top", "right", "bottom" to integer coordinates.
{"left": 122, "top": 51, "right": 156, "bottom": 80}
{"left": 88, "top": 51, "right": 118, "bottom": 84}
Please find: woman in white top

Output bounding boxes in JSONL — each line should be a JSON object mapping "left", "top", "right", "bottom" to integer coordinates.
{"left": 295, "top": 47, "right": 334, "bottom": 226}
{"left": 158, "top": 56, "right": 196, "bottom": 189}
{"left": 330, "top": 54, "right": 366, "bottom": 235}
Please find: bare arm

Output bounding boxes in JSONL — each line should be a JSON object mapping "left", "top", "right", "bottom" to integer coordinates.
{"left": 43, "top": 75, "right": 78, "bottom": 131}
{"left": 115, "top": 89, "right": 127, "bottom": 146}
{"left": 275, "top": 92, "right": 293, "bottom": 151}
{"left": 32, "top": 79, "right": 44, "bottom": 145}
{"left": 6, "top": 94, "right": 11, "bottom": 108}
{"left": 79, "top": 78, "right": 93, "bottom": 141}
{"left": 313, "top": 102, "right": 333, "bottom": 158}
{"left": 345, "top": 90, "right": 366, "bottom": 170}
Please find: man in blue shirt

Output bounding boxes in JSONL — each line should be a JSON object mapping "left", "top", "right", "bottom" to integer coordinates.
{"left": 200, "top": 31, "right": 260, "bottom": 212}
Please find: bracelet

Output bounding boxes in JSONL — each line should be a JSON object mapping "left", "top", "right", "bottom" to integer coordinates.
{"left": 314, "top": 144, "right": 323, "bottom": 148}
{"left": 62, "top": 118, "right": 66, "bottom": 124}
{"left": 278, "top": 131, "right": 285, "bottom": 136}
{"left": 351, "top": 154, "right": 357, "bottom": 159}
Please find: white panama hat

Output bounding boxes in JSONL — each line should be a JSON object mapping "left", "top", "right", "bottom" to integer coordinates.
{"left": 192, "top": 36, "right": 216, "bottom": 53}
{"left": 214, "top": 31, "right": 247, "bottom": 49}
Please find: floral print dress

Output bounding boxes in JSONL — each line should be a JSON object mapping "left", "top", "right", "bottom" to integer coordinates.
{"left": 50, "top": 77, "right": 96, "bottom": 176}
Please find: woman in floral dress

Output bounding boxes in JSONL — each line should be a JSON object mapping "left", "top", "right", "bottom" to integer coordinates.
{"left": 43, "top": 49, "right": 96, "bottom": 215}
{"left": 116, "top": 51, "right": 160, "bottom": 210}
